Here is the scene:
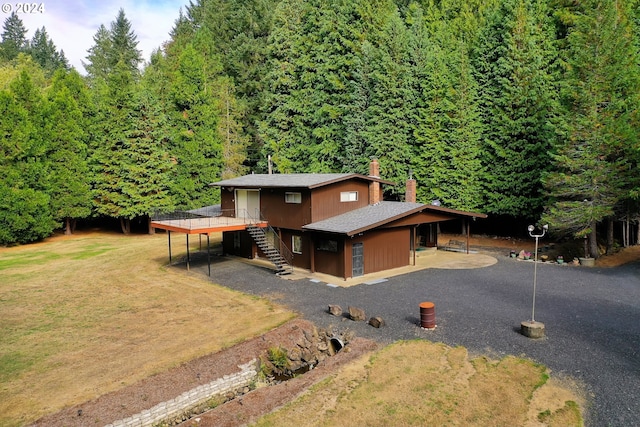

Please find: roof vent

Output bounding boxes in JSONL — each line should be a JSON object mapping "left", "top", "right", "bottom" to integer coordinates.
{"left": 431, "top": 200, "right": 441, "bottom": 206}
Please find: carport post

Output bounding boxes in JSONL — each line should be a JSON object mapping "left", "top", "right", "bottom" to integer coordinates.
{"left": 168, "top": 231, "right": 172, "bottom": 263}
{"left": 186, "top": 234, "right": 190, "bottom": 271}
{"left": 207, "top": 234, "right": 211, "bottom": 276}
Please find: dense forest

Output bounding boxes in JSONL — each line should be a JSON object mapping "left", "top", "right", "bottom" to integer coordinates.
{"left": 1, "top": 0, "right": 639, "bottom": 259}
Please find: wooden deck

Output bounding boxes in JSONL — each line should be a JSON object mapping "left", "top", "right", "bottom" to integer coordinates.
{"left": 151, "top": 216, "right": 268, "bottom": 234}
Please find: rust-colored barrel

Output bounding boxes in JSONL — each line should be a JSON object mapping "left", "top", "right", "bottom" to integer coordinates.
{"left": 419, "top": 301, "right": 436, "bottom": 329}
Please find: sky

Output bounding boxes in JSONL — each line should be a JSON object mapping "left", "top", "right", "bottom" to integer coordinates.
{"left": 3, "top": 0, "right": 189, "bottom": 73}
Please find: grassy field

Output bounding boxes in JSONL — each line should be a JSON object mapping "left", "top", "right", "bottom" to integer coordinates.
{"left": 0, "top": 230, "right": 293, "bottom": 426}
{"left": 254, "top": 341, "right": 584, "bottom": 427}
{"left": 0, "top": 231, "right": 583, "bottom": 427}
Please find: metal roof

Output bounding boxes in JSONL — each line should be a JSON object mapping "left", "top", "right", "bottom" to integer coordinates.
{"left": 210, "top": 173, "right": 393, "bottom": 189}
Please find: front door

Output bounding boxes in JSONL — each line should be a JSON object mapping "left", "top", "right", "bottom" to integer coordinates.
{"left": 235, "top": 189, "right": 260, "bottom": 220}
{"left": 352, "top": 242, "right": 364, "bottom": 277}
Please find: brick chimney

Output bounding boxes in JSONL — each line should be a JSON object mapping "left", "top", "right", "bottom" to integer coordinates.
{"left": 369, "top": 158, "right": 381, "bottom": 204}
{"left": 405, "top": 178, "right": 416, "bottom": 203}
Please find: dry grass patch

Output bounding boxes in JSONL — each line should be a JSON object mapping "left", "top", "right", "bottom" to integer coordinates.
{"left": 0, "top": 231, "right": 293, "bottom": 427}
{"left": 253, "top": 340, "right": 583, "bottom": 427}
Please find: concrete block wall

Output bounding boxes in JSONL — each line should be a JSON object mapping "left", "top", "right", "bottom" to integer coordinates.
{"left": 105, "top": 359, "right": 258, "bottom": 427}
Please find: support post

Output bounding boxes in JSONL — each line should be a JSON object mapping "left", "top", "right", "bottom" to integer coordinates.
{"left": 412, "top": 226, "right": 417, "bottom": 266}
{"left": 207, "top": 234, "right": 211, "bottom": 276}
{"left": 466, "top": 219, "right": 470, "bottom": 254}
{"left": 168, "top": 231, "right": 172, "bottom": 263}
{"left": 186, "top": 234, "right": 190, "bottom": 271}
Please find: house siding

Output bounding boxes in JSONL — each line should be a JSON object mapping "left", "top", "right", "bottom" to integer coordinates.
{"left": 310, "top": 227, "right": 409, "bottom": 279}
{"left": 354, "top": 228, "right": 410, "bottom": 276}
{"left": 310, "top": 181, "right": 370, "bottom": 222}
{"left": 260, "top": 189, "right": 311, "bottom": 229}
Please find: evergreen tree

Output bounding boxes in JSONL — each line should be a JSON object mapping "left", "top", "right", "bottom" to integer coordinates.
{"left": 0, "top": 71, "right": 56, "bottom": 244}
{"left": 168, "top": 41, "right": 224, "bottom": 209}
{"left": 473, "top": 0, "right": 559, "bottom": 220}
{"left": 260, "top": 0, "right": 396, "bottom": 173}
{"left": 109, "top": 8, "right": 142, "bottom": 75}
{"left": 83, "top": 24, "right": 112, "bottom": 81}
{"left": 343, "top": 10, "right": 414, "bottom": 194}
{"left": 409, "top": 3, "right": 484, "bottom": 210}
{"left": 543, "top": 0, "right": 640, "bottom": 257}
{"left": 216, "top": 77, "right": 249, "bottom": 179}
{"left": 84, "top": 9, "right": 142, "bottom": 81}
{"left": 43, "top": 69, "right": 92, "bottom": 234}
{"left": 0, "top": 12, "right": 28, "bottom": 61}
{"left": 92, "top": 60, "right": 172, "bottom": 233}
{"left": 29, "top": 27, "right": 69, "bottom": 75}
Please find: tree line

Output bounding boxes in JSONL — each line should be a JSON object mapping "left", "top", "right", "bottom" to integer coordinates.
{"left": 1, "top": 0, "right": 639, "bottom": 258}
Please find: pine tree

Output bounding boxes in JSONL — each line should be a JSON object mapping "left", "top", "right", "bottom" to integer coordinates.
{"left": 0, "top": 12, "right": 28, "bottom": 61}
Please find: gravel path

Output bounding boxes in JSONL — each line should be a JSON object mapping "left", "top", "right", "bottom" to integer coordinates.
{"left": 200, "top": 252, "right": 640, "bottom": 427}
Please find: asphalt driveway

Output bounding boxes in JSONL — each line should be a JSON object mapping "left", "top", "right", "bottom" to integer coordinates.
{"left": 199, "top": 253, "right": 640, "bottom": 426}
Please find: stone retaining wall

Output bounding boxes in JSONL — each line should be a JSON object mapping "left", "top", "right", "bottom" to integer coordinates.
{"left": 105, "top": 359, "right": 258, "bottom": 427}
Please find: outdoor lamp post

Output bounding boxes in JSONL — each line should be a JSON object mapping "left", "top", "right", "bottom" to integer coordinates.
{"left": 521, "top": 224, "right": 548, "bottom": 339}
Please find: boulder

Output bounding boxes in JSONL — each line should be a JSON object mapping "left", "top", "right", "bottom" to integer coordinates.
{"left": 368, "top": 316, "right": 385, "bottom": 328}
{"left": 328, "top": 304, "right": 343, "bottom": 316}
{"left": 348, "top": 306, "right": 366, "bottom": 321}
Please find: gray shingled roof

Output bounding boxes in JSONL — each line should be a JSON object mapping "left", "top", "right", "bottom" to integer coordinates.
{"left": 303, "top": 201, "right": 427, "bottom": 236}
{"left": 210, "top": 173, "right": 392, "bottom": 188}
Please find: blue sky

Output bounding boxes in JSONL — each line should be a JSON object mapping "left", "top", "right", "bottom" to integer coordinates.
{"left": 5, "top": 0, "right": 189, "bottom": 72}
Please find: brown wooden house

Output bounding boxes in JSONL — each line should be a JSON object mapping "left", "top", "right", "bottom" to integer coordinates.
{"left": 206, "top": 159, "right": 487, "bottom": 279}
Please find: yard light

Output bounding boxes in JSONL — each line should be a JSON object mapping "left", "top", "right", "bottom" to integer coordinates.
{"left": 521, "top": 224, "right": 548, "bottom": 339}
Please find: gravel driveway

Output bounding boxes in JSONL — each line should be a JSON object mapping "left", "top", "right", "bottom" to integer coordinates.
{"left": 200, "top": 252, "right": 640, "bottom": 427}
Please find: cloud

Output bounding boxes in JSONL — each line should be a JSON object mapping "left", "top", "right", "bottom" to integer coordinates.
{"left": 8, "top": 0, "right": 187, "bottom": 73}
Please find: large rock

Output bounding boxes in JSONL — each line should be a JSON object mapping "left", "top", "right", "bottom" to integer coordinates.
{"left": 348, "top": 306, "right": 366, "bottom": 321}
{"left": 368, "top": 317, "right": 385, "bottom": 328}
{"left": 328, "top": 304, "right": 343, "bottom": 316}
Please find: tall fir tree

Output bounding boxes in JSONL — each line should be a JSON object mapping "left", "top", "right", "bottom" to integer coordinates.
{"left": 473, "top": 0, "right": 559, "bottom": 220}
{"left": 168, "top": 40, "right": 224, "bottom": 209}
{"left": 0, "top": 12, "right": 28, "bottom": 61}
{"left": 83, "top": 24, "right": 112, "bottom": 81}
{"left": 410, "top": 3, "right": 485, "bottom": 210}
{"left": 29, "top": 27, "right": 68, "bottom": 75}
{"left": 543, "top": 0, "right": 640, "bottom": 257}
{"left": 343, "top": 9, "right": 414, "bottom": 194}
{"left": 43, "top": 69, "right": 92, "bottom": 234}
{"left": 260, "top": 0, "right": 396, "bottom": 173}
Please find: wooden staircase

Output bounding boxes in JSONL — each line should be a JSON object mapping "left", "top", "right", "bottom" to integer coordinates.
{"left": 246, "top": 225, "right": 293, "bottom": 275}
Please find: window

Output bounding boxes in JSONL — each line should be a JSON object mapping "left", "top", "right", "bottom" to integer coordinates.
{"left": 292, "top": 235, "right": 302, "bottom": 254}
{"left": 285, "top": 192, "right": 302, "bottom": 204}
{"left": 317, "top": 239, "right": 338, "bottom": 252}
{"left": 340, "top": 191, "right": 358, "bottom": 202}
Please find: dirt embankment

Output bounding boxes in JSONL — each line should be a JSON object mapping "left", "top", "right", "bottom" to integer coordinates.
{"left": 31, "top": 319, "right": 378, "bottom": 427}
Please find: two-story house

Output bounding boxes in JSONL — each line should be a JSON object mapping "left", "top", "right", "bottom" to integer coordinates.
{"left": 204, "top": 159, "right": 487, "bottom": 279}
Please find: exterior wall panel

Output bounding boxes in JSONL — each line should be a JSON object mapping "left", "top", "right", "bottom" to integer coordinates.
{"left": 311, "top": 181, "right": 370, "bottom": 222}
{"left": 312, "top": 234, "right": 345, "bottom": 278}
{"left": 354, "top": 228, "right": 410, "bottom": 275}
{"left": 260, "top": 189, "right": 311, "bottom": 229}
